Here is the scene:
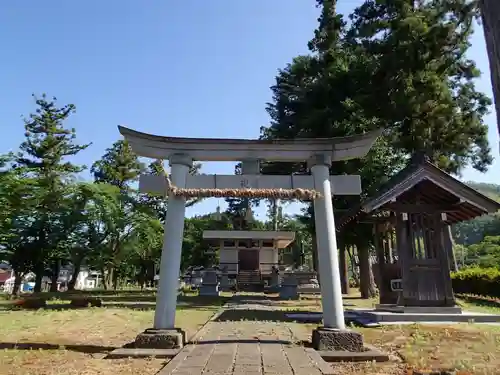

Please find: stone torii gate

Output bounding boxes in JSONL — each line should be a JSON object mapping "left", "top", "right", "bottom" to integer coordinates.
{"left": 119, "top": 125, "right": 381, "bottom": 351}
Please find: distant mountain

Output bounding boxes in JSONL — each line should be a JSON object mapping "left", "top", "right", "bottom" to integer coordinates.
{"left": 452, "top": 182, "right": 500, "bottom": 245}
{"left": 466, "top": 181, "right": 500, "bottom": 202}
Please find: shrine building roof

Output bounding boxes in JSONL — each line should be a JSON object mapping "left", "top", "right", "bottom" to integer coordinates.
{"left": 337, "top": 159, "right": 500, "bottom": 228}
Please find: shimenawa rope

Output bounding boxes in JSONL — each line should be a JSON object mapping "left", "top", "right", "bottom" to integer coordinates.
{"left": 164, "top": 175, "right": 321, "bottom": 201}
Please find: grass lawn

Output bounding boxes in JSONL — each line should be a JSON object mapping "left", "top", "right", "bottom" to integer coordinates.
{"left": 233, "top": 292, "right": 500, "bottom": 374}
{"left": 2, "top": 290, "right": 499, "bottom": 374}
{"left": 0, "top": 292, "right": 229, "bottom": 375}
{"left": 278, "top": 293, "right": 500, "bottom": 375}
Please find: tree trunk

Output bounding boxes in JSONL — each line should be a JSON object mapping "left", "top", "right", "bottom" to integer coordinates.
{"left": 480, "top": 0, "right": 500, "bottom": 148}
{"left": 49, "top": 259, "right": 60, "bottom": 293}
{"left": 148, "top": 263, "right": 156, "bottom": 288}
{"left": 103, "top": 266, "right": 114, "bottom": 290}
{"left": 12, "top": 270, "right": 23, "bottom": 296}
{"left": 339, "top": 244, "right": 350, "bottom": 295}
{"left": 112, "top": 269, "right": 119, "bottom": 290}
{"left": 68, "top": 258, "right": 83, "bottom": 291}
{"left": 33, "top": 262, "right": 44, "bottom": 293}
{"left": 311, "top": 232, "right": 319, "bottom": 281}
{"left": 100, "top": 267, "right": 107, "bottom": 290}
{"left": 139, "top": 263, "right": 148, "bottom": 290}
{"left": 346, "top": 246, "right": 359, "bottom": 287}
{"left": 358, "top": 245, "right": 376, "bottom": 299}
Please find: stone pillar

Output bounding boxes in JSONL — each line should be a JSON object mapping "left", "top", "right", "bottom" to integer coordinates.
{"left": 309, "top": 155, "right": 345, "bottom": 330}
{"left": 309, "top": 155, "right": 364, "bottom": 352}
{"left": 135, "top": 153, "right": 192, "bottom": 349}
{"left": 279, "top": 274, "right": 299, "bottom": 300}
{"left": 199, "top": 268, "right": 220, "bottom": 296}
{"left": 154, "top": 153, "right": 192, "bottom": 328}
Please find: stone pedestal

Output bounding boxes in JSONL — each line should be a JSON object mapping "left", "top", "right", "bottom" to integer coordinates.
{"left": 312, "top": 327, "right": 364, "bottom": 352}
{"left": 191, "top": 270, "right": 203, "bottom": 288}
{"left": 135, "top": 328, "right": 186, "bottom": 349}
{"left": 280, "top": 275, "right": 298, "bottom": 300}
{"left": 199, "top": 269, "right": 220, "bottom": 296}
{"left": 298, "top": 278, "right": 321, "bottom": 294}
{"left": 271, "top": 272, "right": 280, "bottom": 287}
{"left": 219, "top": 273, "right": 231, "bottom": 291}
{"left": 199, "top": 283, "right": 220, "bottom": 296}
{"left": 267, "top": 268, "right": 281, "bottom": 293}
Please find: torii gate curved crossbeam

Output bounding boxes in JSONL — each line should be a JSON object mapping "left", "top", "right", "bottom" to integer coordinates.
{"left": 118, "top": 125, "right": 382, "bottom": 162}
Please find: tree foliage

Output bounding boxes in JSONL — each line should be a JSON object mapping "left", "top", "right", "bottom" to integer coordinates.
{"left": 261, "top": 0, "right": 492, "bottom": 243}
{"left": 11, "top": 94, "right": 90, "bottom": 292}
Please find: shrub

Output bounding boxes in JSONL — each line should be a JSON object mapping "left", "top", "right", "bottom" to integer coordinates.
{"left": 69, "top": 297, "right": 103, "bottom": 308}
{"left": 451, "top": 267, "right": 500, "bottom": 298}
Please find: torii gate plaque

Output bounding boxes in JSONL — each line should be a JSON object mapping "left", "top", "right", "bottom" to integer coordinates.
{"left": 119, "top": 125, "right": 381, "bottom": 351}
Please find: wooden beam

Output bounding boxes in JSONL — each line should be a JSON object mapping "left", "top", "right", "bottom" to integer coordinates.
{"left": 384, "top": 202, "right": 462, "bottom": 213}
{"left": 358, "top": 216, "right": 395, "bottom": 225}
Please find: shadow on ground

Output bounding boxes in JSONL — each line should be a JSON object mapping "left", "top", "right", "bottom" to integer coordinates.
{"left": 215, "top": 308, "right": 318, "bottom": 323}
{"left": 0, "top": 342, "right": 115, "bottom": 354}
{"left": 215, "top": 307, "right": 364, "bottom": 327}
{"left": 192, "top": 339, "right": 292, "bottom": 345}
{"left": 0, "top": 294, "right": 230, "bottom": 312}
{"left": 230, "top": 294, "right": 361, "bottom": 304}
{"left": 458, "top": 294, "right": 500, "bottom": 310}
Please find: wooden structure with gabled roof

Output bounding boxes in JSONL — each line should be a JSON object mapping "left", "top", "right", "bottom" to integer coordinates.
{"left": 338, "top": 158, "right": 500, "bottom": 311}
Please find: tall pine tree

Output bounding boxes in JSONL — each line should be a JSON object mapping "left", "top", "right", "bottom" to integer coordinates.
{"left": 15, "top": 94, "right": 90, "bottom": 292}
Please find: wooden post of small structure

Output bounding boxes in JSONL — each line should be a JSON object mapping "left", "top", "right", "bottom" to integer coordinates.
{"left": 479, "top": 0, "right": 500, "bottom": 150}
{"left": 374, "top": 223, "right": 387, "bottom": 302}
{"left": 443, "top": 225, "right": 458, "bottom": 272}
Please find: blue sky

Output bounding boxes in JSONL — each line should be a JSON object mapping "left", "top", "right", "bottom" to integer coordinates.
{"left": 0, "top": 1, "right": 498, "bottom": 221}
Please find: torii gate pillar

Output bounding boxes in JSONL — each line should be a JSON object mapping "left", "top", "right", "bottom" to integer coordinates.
{"left": 154, "top": 154, "right": 192, "bottom": 330}
{"left": 310, "top": 155, "right": 344, "bottom": 330}
{"left": 309, "top": 155, "right": 364, "bottom": 351}
{"left": 135, "top": 153, "right": 192, "bottom": 349}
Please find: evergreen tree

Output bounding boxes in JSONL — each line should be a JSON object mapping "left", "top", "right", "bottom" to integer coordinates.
{"left": 260, "top": 0, "right": 493, "bottom": 296}
{"left": 14, "top": 94, "right": 90, "bottom": 292}
{"left": 91, "top": 140, "right": 143, "bottom": 191}
{"left": 89, "top": 140, "right": 143, "bottom": 289}
{"left": 345, "top": 0, "right": 492, "bottom": 173}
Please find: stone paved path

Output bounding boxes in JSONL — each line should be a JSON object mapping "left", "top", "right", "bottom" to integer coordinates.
{"left": 159, "top": 296, "right": 332, "bottom": 375}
